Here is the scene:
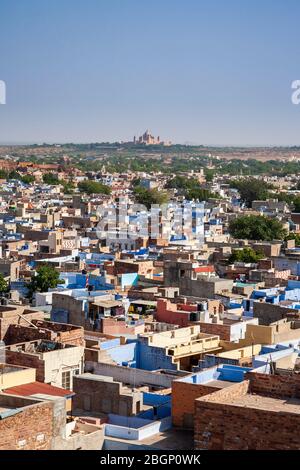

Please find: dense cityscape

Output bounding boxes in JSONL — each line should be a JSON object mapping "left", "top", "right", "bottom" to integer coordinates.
{"left": 2, "top": 0, "right": 300, "bottom": 461}
{"left": 0, "top": 138, "right": 299, "bottom": 450}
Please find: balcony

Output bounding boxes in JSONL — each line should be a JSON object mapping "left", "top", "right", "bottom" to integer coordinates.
{"left": 167, "top": 334, "right": 220, "bottom": 358}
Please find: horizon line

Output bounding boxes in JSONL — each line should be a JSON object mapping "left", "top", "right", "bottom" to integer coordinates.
{"left": 1, "top": 141, "right": 300, "bottom": 149}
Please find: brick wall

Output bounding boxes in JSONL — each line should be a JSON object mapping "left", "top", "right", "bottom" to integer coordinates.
{"left": 195, "top": 400, "right": 300, "bottom": 450}
{"left": 0, "top": 400, "right": 53, "bottom": 450}
{"left": 194, "top": 380, "right": 300, "bottom": 450}
{"left": 5, "top": 350, "right": 45, "bottom": 382}
{"left": 172, "top": 380, "right": 220, "bottom": 428}
{"left": 114, "top": 260, "right": 153, "bottom": 276}
{"left": 3, "top": 324, "right": 52, "bottom": 345}
{"left": 247, "top": 371, "right": 300, "bottom": 398}
{"left": 253, "top": 302, "right": 300, "bottom": 325}
{"left": 155, "top": 299, "right": 190, "bottom": 327}
{"left": 73, "top": 375, "right": 141, "bottom": 416}
{"left": 0, "top": 309, "right": 45, "bottom": 340}
{"left": 127, "top": 289, "right": 157, "bottom": 301}
{"left": 3, "top": 322, "right": 85, "bottom": 347}
{"left": 198, "top": 322, "right": 231, "bottom": 341}
{"left": 197, "top": 380, "right": 250, "bottom": 404}
{"left": 101, "top": 317, "right": 144, "bottom": 335}
{"left": 51, "top": 329, "right": 84, "bottom": 346}
{"left": 39, "top": 322, "right": 85, "bottom": 347}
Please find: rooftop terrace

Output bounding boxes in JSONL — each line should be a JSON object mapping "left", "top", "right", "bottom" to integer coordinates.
{"left": 225, "top": 394, "right": 300, "bottom": 414}
{"left": 0, "top": 364, "right": 26, "bottom": 374}
{"left": 6, "top": 339, "right": 76, "bottom": 356}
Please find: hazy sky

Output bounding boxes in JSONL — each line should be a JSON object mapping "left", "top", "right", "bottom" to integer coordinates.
{"left": 1, "top": 0, "right": 300, "bottom": 145}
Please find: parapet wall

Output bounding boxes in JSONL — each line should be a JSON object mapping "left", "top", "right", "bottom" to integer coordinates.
{"left": 247, "top": 370, "right": 300, "bottom": 399}
{"left": 194, "top": 378, "right": 300, "bottom": 450}
{"left": 85, "top": 361, "right": 181, "bottom": 388}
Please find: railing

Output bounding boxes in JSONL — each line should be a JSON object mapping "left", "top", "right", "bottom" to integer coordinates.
{"left": 168, "top": 336, "right": 220, "bottom": 357}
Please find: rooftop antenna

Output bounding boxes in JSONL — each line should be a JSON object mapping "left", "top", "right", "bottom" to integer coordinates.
{"left": 269, "top": 355, "right": 276, "bottom": 375}
{"left": 251, "top": 332, "right": 255, "bottom": 360}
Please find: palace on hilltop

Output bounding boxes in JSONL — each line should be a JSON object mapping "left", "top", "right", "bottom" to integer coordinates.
{"left": 133, "top": 130, "right": 172, "bottom": 146}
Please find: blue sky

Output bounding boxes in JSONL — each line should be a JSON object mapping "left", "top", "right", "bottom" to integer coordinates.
{"left": 1, "top": 0, "right": 300, "bottom": 145}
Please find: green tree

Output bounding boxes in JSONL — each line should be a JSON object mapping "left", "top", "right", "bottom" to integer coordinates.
{"left": 62, "top": 181, "right": 75, "bottom": 194}
{"left": 204, "top": 168, "right": 214, "bottom": 182}
{"left": 229, "top": 215, "right": 287, "bottom": 241}
{"left": 292, "top": 196, "right": 300, "bottom": 213}
{"left": 228, "top": 247, "right": 264, "bottom": 264}
{"left": 8, "top": 170, "right": 21, "bottom": 180}
{"left": 21, "top": 175, "right": 35, "bottom": 184}
{"left": 230, "top": 178, "right": 273, "bottom": 208}
{"left": 0, "top": 169, "right": 8, "bottom": 179}
{"left": 131, "top": 177, "right": 141, "bottom": 188}
{"left": 43, "top": 173, "right": 60, "bottom": 185}
{"left": 166, "top": 176, "right": 219, "bottom": 201}
{"left": 166, "top": 175, "right": 196, "bottom": 190}
{"left": 78, "top": 180, "right": 111, "bottom": 195}
{"left": 133, "top": 186, "right": 169, "bottom": 209}
{"left": 275, "top": 192, "right": 295, "bottom": 206}
{"left": 285, "top": 232, "right": 300, "bottom": 246}
{"left": 0, "top": 274, "right": 8, "bottom": 295}
{"left": 186, "top": 187, "right": 219, "bottom": 201}
{"left": 27, "top": 265, "right": 62, "bottom": 299}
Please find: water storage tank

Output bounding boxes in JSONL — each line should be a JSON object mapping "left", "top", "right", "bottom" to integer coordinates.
{"left": 190, "top": 312, "right": 200, "bottom": 322}
{"left": 198, "top": 301, "right": 208, "bottom": 312}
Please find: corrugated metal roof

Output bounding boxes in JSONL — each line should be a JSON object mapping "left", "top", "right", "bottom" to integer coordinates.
{"left": 4, "top": 381, "right": 74, "bottom": 398}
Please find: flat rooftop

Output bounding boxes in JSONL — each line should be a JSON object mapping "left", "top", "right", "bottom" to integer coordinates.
{"left": 225, "top": 394, "right": 300, "bottom": 414}
{"left": 130, "top": 300, "right": 157, "bottom": 306}
{"left": 0, "top": 364, "right": 27, "bottom": 374}
{"left": 7, "top": 340, "right": 76, "bottom": 355}
{"left": 77, "top": 373, "right": 114, "bottom": 383}
{"left": 92, "top": 300, "right": 123, "bottom": 308}
{"left": 205, "top": 379, "right": 235, "bottom": 389}
{"left": 104, "top": 428, "right": 193, "bottom": 450}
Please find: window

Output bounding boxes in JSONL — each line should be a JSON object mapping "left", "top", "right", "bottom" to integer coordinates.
{"left": 62, "top": 370, "right": 71, "bottom": 390}
{"left": 72, "top": 368, "right": 80, "bottom": 376}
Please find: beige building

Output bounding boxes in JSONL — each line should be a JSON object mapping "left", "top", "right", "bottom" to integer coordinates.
{"left": 0, "top": 259, "right": 21, "bottom": 282}
{"left": 133, "top": 129, "right": 171, "bottom": 146}
{"left": 73, "top": 373, "right": 143, "bottom": 416}
{"left": 0, "top": 364, "right": 36, "bottom": 392}
{"left": 139, "top": 325, "right": 221, "bottom": 370}
{"left": 5, "top": 339, "right": 84, "bottom": 390}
